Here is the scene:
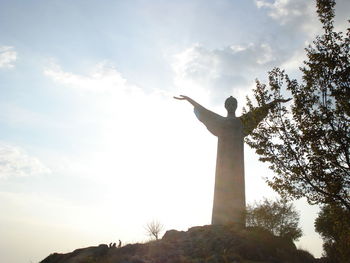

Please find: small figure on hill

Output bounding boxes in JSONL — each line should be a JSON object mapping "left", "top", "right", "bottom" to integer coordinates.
{"left": 118, "top": 240, "right": 122, "bottom": 248}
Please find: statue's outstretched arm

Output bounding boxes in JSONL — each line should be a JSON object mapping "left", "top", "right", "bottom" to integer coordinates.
{"left": 240, "top": 98, "right": 291, "bottom": 136}
{"left": 174, "top": 95, "right": 225, "bottom": 136}
{"left": 173, "top": 95, "right": 202, "bottom": 108}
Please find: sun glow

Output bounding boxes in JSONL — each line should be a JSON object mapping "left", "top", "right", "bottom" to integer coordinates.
{"left": 40, "top": 62, "right": 220, "bottom": 243}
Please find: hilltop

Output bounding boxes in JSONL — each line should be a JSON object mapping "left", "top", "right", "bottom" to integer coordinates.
{"left": 41, "top": 225, "right": 318, "bottom": 263}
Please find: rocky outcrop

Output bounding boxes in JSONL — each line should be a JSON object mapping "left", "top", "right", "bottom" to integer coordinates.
{"left": 41, "top": 225, "right": 317, "bottom": 263}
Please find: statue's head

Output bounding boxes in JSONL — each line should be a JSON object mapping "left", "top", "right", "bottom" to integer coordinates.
{"left": 225, "top": 96, "right": 237, "bottom": 114}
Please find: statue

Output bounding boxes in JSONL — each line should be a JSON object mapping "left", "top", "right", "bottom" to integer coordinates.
{"left": 174, "top": 95, "right": 290, "bottom": 226}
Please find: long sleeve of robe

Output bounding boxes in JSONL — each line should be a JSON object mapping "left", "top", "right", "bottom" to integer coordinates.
{"left": 193, "top": 105, "right": 225, "bottom": 137}
{"left": 239, "top": 103, "right": 273, "bottom": 137}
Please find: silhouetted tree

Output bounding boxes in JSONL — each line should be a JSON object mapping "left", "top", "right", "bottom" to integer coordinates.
{"left": 244, "top": 0, "right": 350, "bottom": 211}
{"left": 145, "top": 220, "right": 163, "bottom": 240}
{"left": 246, "top": 198, "right": 302, "bottom": 242}
{"left": 315, "top": 204, "right": 350, "bottom": 262}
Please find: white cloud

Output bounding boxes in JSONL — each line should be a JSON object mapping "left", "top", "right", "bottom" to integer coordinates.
{"left": 253, "top": 0, "right": 349, "bottom": 77}
{"left": 254, "top": 0, "right": 321, "bottom": 38}
{"left": 255, "top": 0, "right": 314, "bottom": 24}
{"left": 0, "top": 143, "right": 51, "bottom": 178}
{"left": 0, "top": 46, "right": 17, "bottom": 69}
{"left": 44, "top": 61, "right": 135, "bottom": 93}
{"left": 171, "top": 43, "right": 286, "bottom": 104}
{"left": 43, "top": 61, "right": 169, "bottom": 126}
{"left": 42, "top": 60, "right": 216, "bottom": 231}
{"left": 256, "top": 0, "right": 350, "bottom": 35}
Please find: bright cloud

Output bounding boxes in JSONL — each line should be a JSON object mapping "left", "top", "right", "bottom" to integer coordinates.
{"left": 254, "top": 0, "right": 322, "bottom": 38}
{"left": 42, "top": 60, "right": 216, "bottom": 229}
{"left": 0, "top": 143, "right": 51, "bottom": 178}
{"left": 44, "top": 61, "right": 134, "bottom": 93}
{"left": 171, "top": 43, "right": 285, "bottom": 104}
{"left": 255, "top": 0, "right": 350, "bottom": 35}
{"left": 255, "top": 0, "right": 314, "bottom": 25}
{"left": 43, "top": 61, "right": 170, "bottom": 128}
{"left": 0, "top": 46, "right": 17, "bottom": 69}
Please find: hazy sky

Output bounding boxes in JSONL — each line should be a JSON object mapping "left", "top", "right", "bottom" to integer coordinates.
{"left": 1, "top": 0, "right": 349, "bottom": 262}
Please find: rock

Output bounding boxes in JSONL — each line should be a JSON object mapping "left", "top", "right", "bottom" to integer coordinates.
{"left": 94, "top": 244, "right": 109, "bottom": 256}
{"left": 162, "top": 229, "right": 186, "bottom": 242}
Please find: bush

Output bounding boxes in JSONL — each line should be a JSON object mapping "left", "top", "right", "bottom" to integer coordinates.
{"left": 246, "top": 198, "right": 302, "bottom": 241}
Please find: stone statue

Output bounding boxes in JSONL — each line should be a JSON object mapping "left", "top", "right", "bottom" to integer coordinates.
{"left": 174, "top": 95, "right": 290, "bottom": 226}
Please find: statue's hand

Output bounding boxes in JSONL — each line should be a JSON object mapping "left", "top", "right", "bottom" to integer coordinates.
{"left": 173, "top": 95, "right": 200, "bottom": 108}
{"left": 268, "top": 98, "right": 292, "bottom": 109}
{"left": 174, "top": 95, "right": 189, "bottom": 100}
{"left": 275, "top": 98, "right": 292, "bottom": 104}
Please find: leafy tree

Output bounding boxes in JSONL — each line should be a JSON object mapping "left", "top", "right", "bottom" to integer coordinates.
{"left": 244, "top": 0, "right": 350, "bottom": 210}
{"left": 145, "top": 220, "right": 163, "bottom": 240}
{"left": 246, "top": 198, "right": 302, "bottom": 241}
{"left": 315, "top": 204, "right": 350, "bottom": 262}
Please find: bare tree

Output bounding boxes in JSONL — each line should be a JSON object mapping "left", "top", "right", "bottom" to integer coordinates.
{"left": 145, "top": 220, "right": 163, "bottom": 240}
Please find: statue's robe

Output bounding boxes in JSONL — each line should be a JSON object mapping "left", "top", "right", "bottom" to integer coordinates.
{"left": 194, "top": 104, "right": 271, "bottom": 226}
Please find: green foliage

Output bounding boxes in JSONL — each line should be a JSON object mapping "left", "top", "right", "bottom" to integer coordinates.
{"left": 315, "top": 204, "right": 350, "bottom": 263}
{"left": 246, "top": 198, "right": 302, "bottom": 242}
{"left": 244, "top": 0, "right": 350, "bottom": 210}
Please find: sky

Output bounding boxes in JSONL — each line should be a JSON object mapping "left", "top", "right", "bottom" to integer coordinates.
{"left": 0, "top": 0, "right": 349, "bottom": 262}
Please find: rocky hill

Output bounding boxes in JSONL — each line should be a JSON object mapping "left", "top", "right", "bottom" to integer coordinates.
{"left": 40, "top": 225, "right": 317, "bottom": 263}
